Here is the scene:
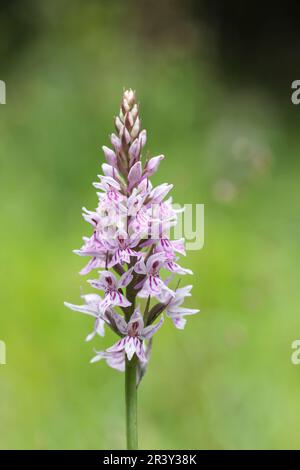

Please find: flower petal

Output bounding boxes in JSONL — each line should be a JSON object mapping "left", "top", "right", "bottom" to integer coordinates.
{"left": 144, "top": 155, "right": 164, "bottom": 178}
{"left": 90, "top": 350, "right": 125, "bottom": 371}
{"left": 111, "top": 133, "right": 121, "bottom": 151}
{"left": 165, "top": 260, "right": 193, "bottom": 275}
{"left": 128, "top": 161, "right": 142, "bottom": 188}
{"left": 128, "top": 308, "right": 144, "bottom": 335}
{"left": 134, "top": 258, "right": 147, "bottom": 275}
{"left": 129, "top": 139, "right": 141, "bottom": 164}
{"left": 101, "top": 163, "right": 121, "bottom": 180}
{"left": 107, "top": 310, "right": 128, "bottom": 335}
{"left": 64, "top": 301, "right": 97, "bottom": 317}
{"left": 141, "top": 315, "right": 164, "bottom": 340}
{"left": 124, "top": 337, "right": 137, "bottom": 361}
{"left": 139, "top": 129, "right": 147, "bottom": 148}
{"left": 105, "top": 291, "right": 131, "bottom": 308}
{"left": 102, "top": 146, "right": 117, "bottom": 167}
{"left": 107, "top": 337, "right": 126, "bottom": 353}
{"left": 171, "top": 316, "right": 187, "bottom": 330}
{"left": 118, "top": 267, "right": 134, "bottom": 288}
{"left": 86, "top": 331, "right": 96, "bottom": 342}
{"left": 145, "top": 252, "right": 165, "bottom": 272}
{"left": 149, "top": 183, "right": 173, "bottom": 203}
{"left": 135, "top": 339, "right": 147, "bottom": 362}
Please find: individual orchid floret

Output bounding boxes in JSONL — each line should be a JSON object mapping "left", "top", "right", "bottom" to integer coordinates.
{"left": 94, "top": 176, "right": 124, "bottom": 208}
{"left": 91, "top": 308, "right": 164, "bottom": 364}
{"left": 74, "top": 234, "right": 107, "bottom": 275}
{"left": 103, "top": 230, "right": 141, "bottom": 268}
{"left": 165, "top": 285, "right": 199, "bottom": 330}
{"left": 134, "top": 253, "right": 175, "bottom": 301}
{"left": 88, "top": 269, "right": 133, "bottom": 311}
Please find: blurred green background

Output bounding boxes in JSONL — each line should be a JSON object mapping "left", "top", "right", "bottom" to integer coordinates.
{"left": 1, "top": 0, "right": 300, "bottom": 449}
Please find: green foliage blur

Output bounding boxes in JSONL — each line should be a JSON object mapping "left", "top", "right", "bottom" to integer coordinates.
{"left": 1, "top": 0, "right": 300, "bottom": 449}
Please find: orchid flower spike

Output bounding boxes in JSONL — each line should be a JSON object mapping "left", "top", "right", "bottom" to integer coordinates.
{"left": 64, "top": 89, "right": 200, "bottom": 449}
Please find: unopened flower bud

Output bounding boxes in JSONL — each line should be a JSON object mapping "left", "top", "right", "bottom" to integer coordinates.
{"left": 123, "top": 89, "right": 135, "bottom": 108}
{"left": 110, "top": 133, "right": 121, "bottom": 151}
{"left": 131, "top": 116, "right": 141, "bottom": 139}
{"left": 120, "top": 125, "right": 131, "bottom": 146}
{"left": 115, "top": 116, "right": 123, "bottom": 133}
{"left": 139, "top": 129, "right": 147, "bottom": 148}
{"left": 144, "top": 155, "right": 164, "bottom": 178}
{"left": 131, "top": 104, "right": 139, "bottom": 120}
{"left": 102, "top": 146, "right": 117, "bottom": 167}
{"left": 129, "top": 138, "right": 141, "bottom": 165}
{"left": 128, "top": 161, "right": 142, "bottom": 189}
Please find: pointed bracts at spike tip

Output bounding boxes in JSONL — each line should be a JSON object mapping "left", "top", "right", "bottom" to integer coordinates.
{"left": 65, "top": 89, "right": 199, "bottom": 379}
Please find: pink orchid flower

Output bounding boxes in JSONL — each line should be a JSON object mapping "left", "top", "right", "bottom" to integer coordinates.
{"left": 134, "top": 253, "right": 175, "bottom": 301}
{"left": 88, "top": 269, "right": 133, "bottom": 311}
{"left": 91, "top": 308, "right": 164, "bottom": 364}
{"left": 166, "top": 285, "right": 199, "bottom": 329}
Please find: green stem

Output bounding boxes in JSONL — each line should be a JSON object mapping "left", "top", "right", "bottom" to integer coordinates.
{"left": 125, "top": 354, "right": 138, "bottom": 449}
